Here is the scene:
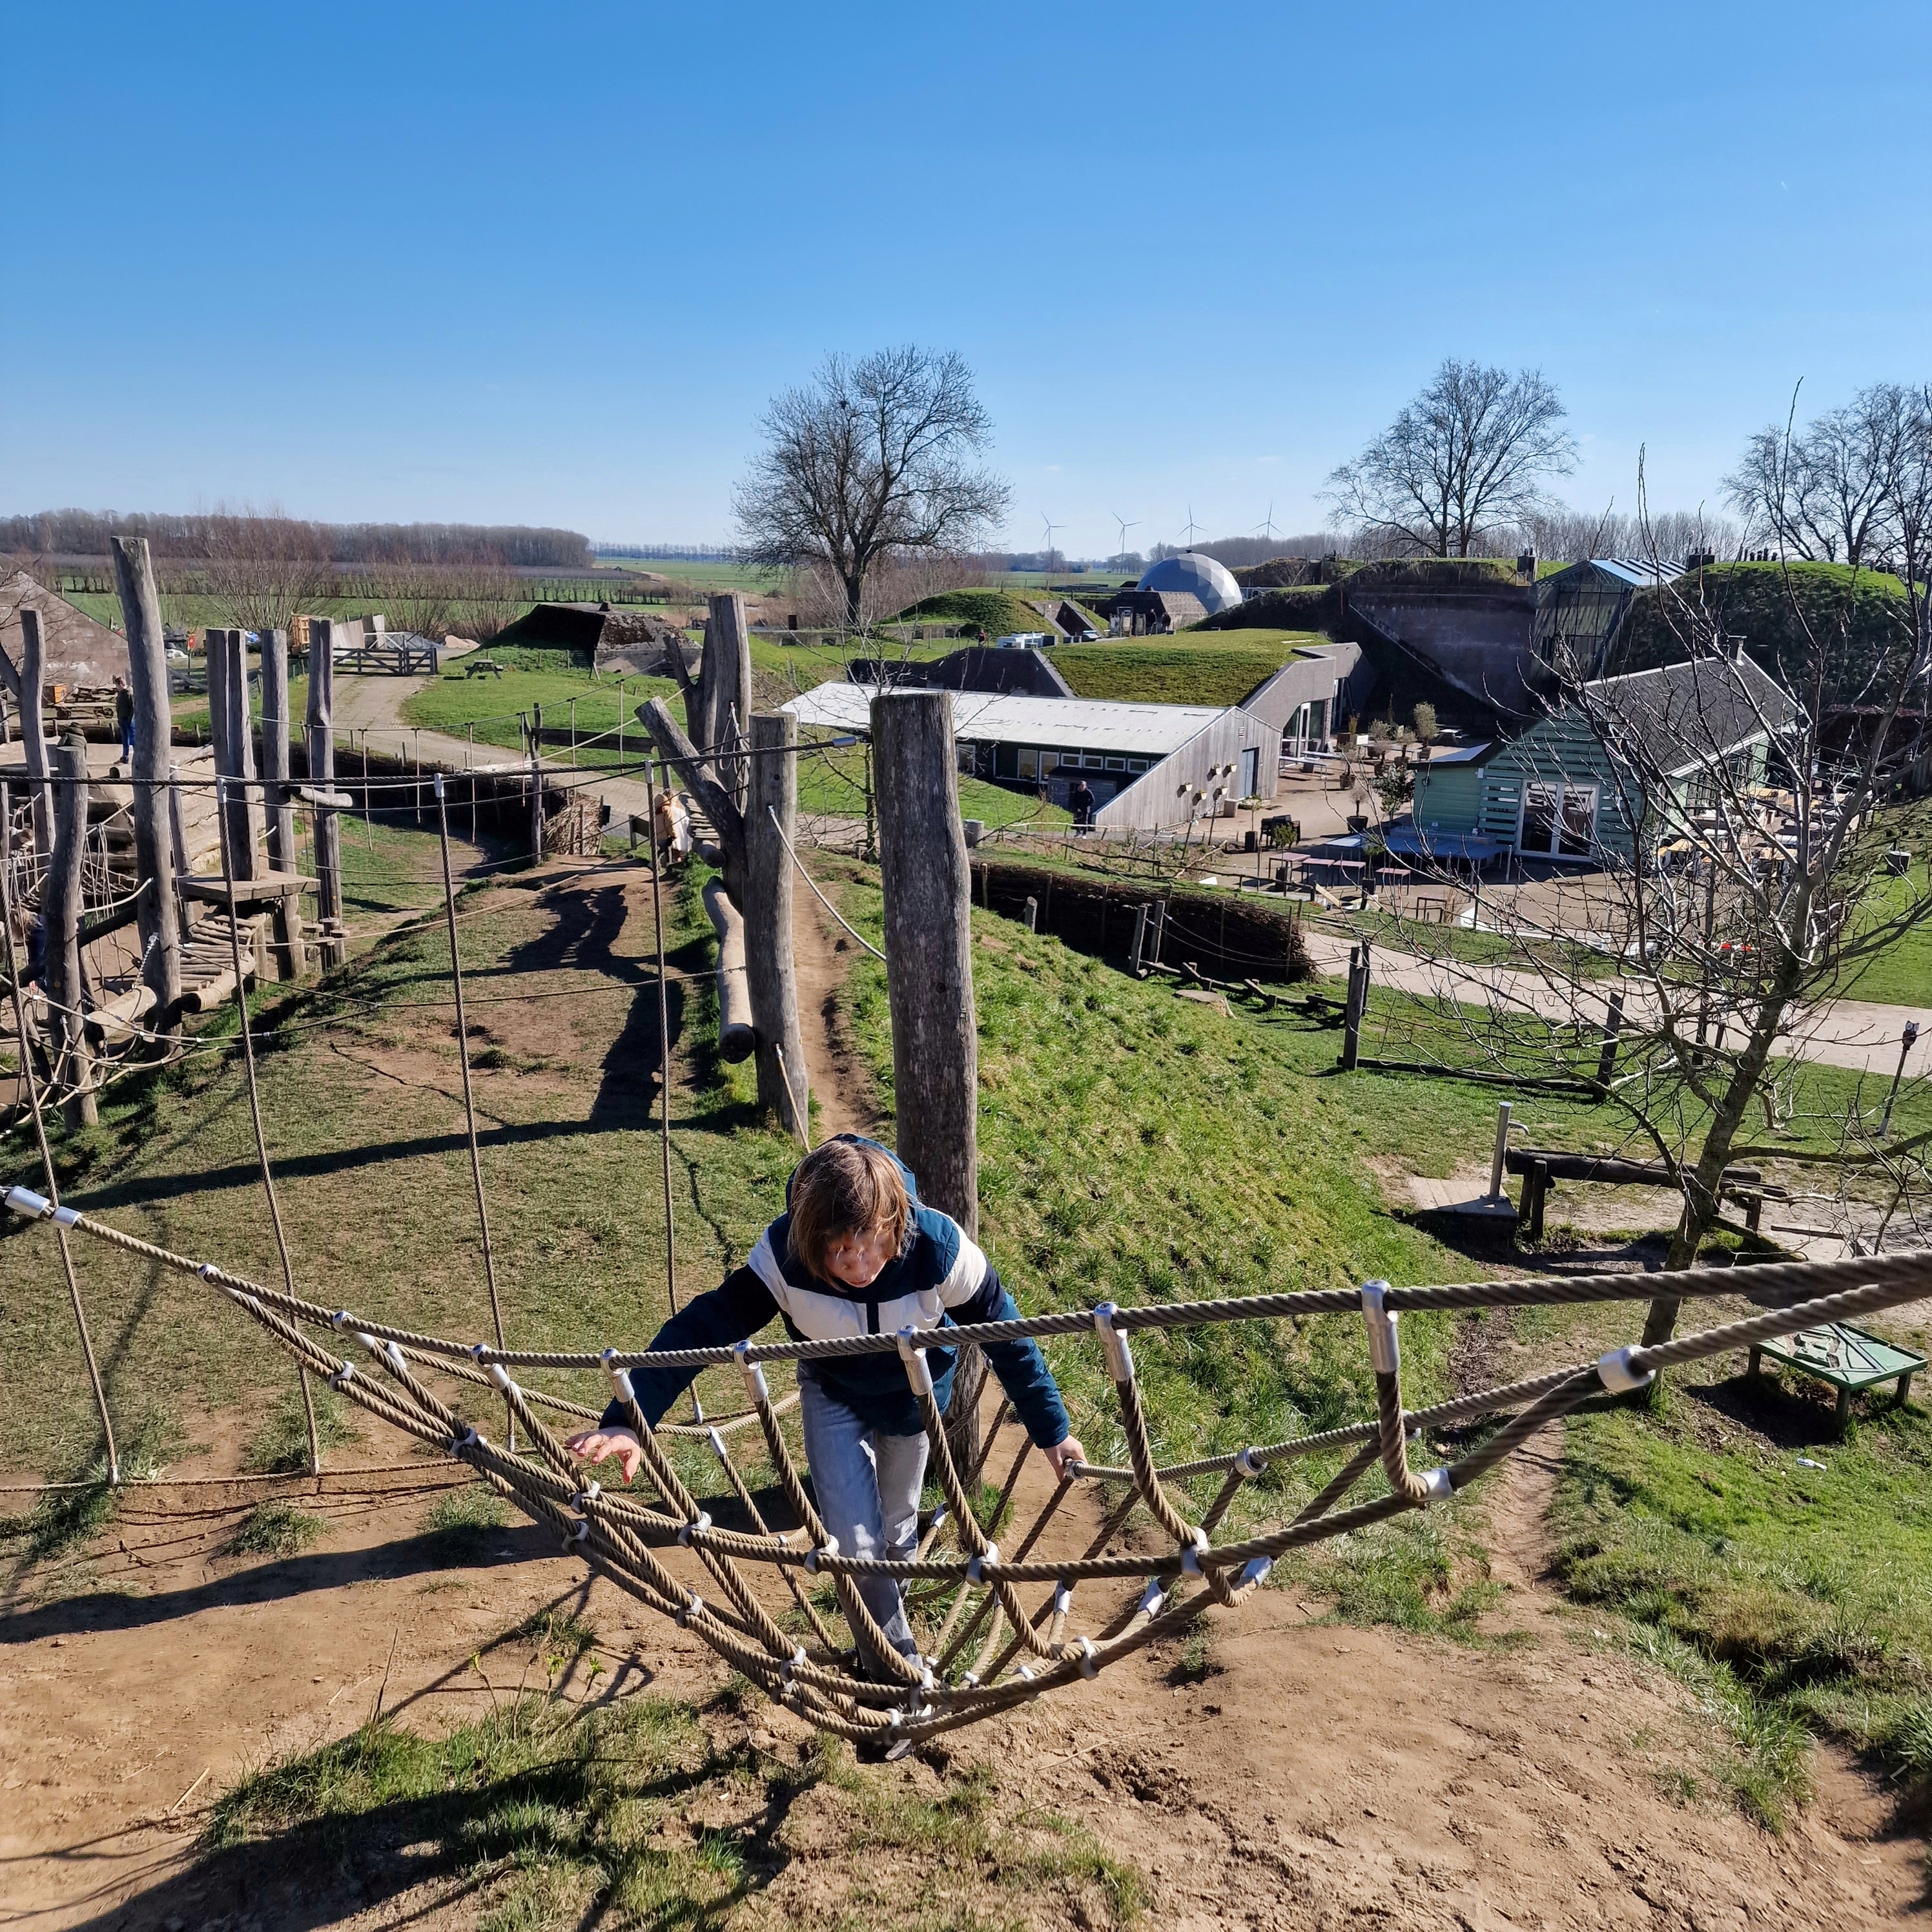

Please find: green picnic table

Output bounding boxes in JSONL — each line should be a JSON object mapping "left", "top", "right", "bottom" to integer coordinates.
{"left": 1749, "top": 1322, "right": 1926, "bottom": 1432}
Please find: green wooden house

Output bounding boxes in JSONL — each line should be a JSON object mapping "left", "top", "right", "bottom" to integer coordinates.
{"left": 1409, "top": 657, "right": 1794, "bottom": 865}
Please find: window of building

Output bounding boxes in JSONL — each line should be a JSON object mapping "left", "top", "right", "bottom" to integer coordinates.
{"left": 1105, "top": 756, "right": 1126, "bottom": 772}
{"left": 1018, "top": 747, "right": 1038, "bottom": 781}
{"left": 1127, "top": 758, "right": 1149, "bottom": 774}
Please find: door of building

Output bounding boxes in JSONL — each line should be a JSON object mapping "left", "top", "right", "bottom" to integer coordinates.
{"left": 1240, "top": 746, "right": 1259, "bottom": 798}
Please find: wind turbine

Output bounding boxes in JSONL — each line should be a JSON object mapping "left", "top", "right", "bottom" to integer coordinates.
{"left": 1040, "top": 512, "right": 1064, "bottom": 574}
{"left": 1253, "top": 502, "right": 1279, "bottom": 544}
{"left": 1112, "top": 513, "right": 1140, "bottom": 562}
{"left": 1179, "top": 506, "right": 1202, "bottom": 547}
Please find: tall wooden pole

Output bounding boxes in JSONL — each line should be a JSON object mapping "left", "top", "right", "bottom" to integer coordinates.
{"left": 258, "top": 628, "right": 305, "bottom": 979}
{"left": 708, "top": 593, "right": 754, "bottom": 814}
{"left": 305, "top": 617, "right": 345, "bottom": 968}
{"left": 871, "top": 690, "right": 983, "bottom": 1462}
{"left": 109, "top": 539, "right": 181, "bottom": 1018}
{"left": 745, "top": 712, "right": 808, "bottom": 1142}
{"left": 207, "top": 631, "right": 260, "bottom": 884}
{"left": 48, "top": 737, "right": 96, "bottom": 1128}
{"left": 17, "top": 608, "right": 53, "bottom": 858}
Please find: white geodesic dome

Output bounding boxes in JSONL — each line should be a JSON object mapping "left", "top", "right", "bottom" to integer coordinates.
{"left": 1136, "top": 552, "right": 1243, "bottom": 615}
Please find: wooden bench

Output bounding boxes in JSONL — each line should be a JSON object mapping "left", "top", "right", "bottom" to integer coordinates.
{"left": 1506, "top": 1147, "right": 1778, "bottom": 1240}
{"left": 1749, "top": 1323, "right": 1926, "bottom": 1432}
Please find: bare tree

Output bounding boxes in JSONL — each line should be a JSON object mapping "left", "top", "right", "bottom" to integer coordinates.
{"left": 1518, "top": 502, "right": 1742, "bottom": 566}
{"left": 1372, "top": 526, "right": 1932, "bottom": 1350}
{"left": 1725, "top": 382, "right": 1921, "bottom": 568}
{"left": 196, "top": 507, "right": 333, "bottom": 633}
{"left": 734, "top": 347, "right": 1011, "bottom": 630}
{"left": 1326, "top": 359, "right": 1577, "bottom": 557}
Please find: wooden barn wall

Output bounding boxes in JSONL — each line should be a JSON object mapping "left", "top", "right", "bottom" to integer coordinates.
{"left": 1095, "top": 710, "right": 1276, "bottom": 832}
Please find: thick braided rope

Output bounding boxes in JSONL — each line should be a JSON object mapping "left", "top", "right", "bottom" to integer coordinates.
{"left": 10, "top": 1190, "right": 1929, "bottom": 1743}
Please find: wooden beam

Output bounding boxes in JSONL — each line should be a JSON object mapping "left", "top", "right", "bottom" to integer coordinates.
{"left": 745, "top": 711, "right": 808, "bottom": 1140}
{"left": 870, "top": 690, "right": 983, "bottom": 1466}
{"left": 108, "top": 539, "right": 183, "bottom": 1018}
{"left": 48, "top": 736, "right": 96, "bottom": 1127}
{"left": 305, "top": 618, "right": 347, "bottom": 967}
{"left": 258, "top": 629, "right": 306, "bottom": 979}
{"left": 706, "top": 593, "right": 754, "bottom": 816}
{"left": 17, "top": 608, "right": 53, "bottom": 858}
{"left": 636, "top": 697, "right": 746, "bottom": 870}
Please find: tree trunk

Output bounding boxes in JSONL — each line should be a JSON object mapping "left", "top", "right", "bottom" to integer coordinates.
{"left": 870, "top": 690, "right": 985, "bottom": 1464}
{"left": 48, "top": 736, "right": 96, "bottom": 1128}
{"left": 744, "top": 712, "right": 808, "bottom": 1139}
{"left": 258, "top": 629, "right": 305, "bottom": 979}
{"left": 17, "top": 609, "right": 53, "bottom": 858}
{"left": 109, "top": 538, "right": 182, "bottom": 1018}
{"left": 306, "top": 618, "right": 346, "bottom": 968}
{"left": 1641, "top": 949, "right": 1811, "bottom": 1349}
{"left": 843, "top": 571, "right": 865, "bottom": 631}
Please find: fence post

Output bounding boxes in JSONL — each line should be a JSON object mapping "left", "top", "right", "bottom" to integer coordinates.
{"left": 1130, "top": 902, "right": 1148, "bottom": 976}
{"left": 17, "top": 608, "right": 54, "bottom": 858}
{"left": 107, "top": 539, "right": 182, "bottom": 1016}
{"left": 48, "top": 736, "right": 96, "bottom": 1128}
{"left": 529, "top": 701, "right": 544, "bottom": 861}
{"left": 745, "top": 712, "right": 809, "bottom": 1142}
{"left": 871, "top": 689, "right": 984, "bottom": 1469}
{"left": 305, "top": 617, "right": 346, "bottom": 969}
{"left": 258, "top": 628, "right": 305, "bottom": 981}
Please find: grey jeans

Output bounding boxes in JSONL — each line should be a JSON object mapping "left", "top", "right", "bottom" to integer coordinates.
{"left": 797, "top": 1368, "right": 929, "bottom": 1667}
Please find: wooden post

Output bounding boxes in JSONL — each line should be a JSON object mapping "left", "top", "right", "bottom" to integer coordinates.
{"left": 1596, "top": 990, "right": 1625, "bottom": 1089}
{"left": 529, "top": 703, "right": 545, "bottom": 861}
{"left": 207, "top": 630, "right": 261, "bottom": 884}
{"left": 17, "top": 608, "right": 53, "bottom": 858}
{"left": 745, "top": 712, "right": 809, "bottom": 1142}
{"left": 707, "top": 594, "right": 754, "bottom": 815}
{"left": 871, "top": 690, "right": 983, "bottom": 1464}
{"left": 258, "top": 629, "right": 305, "bottom": 980}
{"left": 114, "top": 539, "right": 184, "bottom": 1020}
{"left": 1130, "top": 902, "right": 1148, "bottom": 976}
{"left": 48, "top": 736, "right": 96, "bottom": 1128}
{"left": 306, "top": 617, "right": 345, "bottom": 969}
{"left": 1023, "top": 896, "right": 1038, "bottom": 932}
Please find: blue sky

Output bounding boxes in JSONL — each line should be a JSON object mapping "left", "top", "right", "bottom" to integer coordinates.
{"left": 6, "top": 2, "right": 1928, "bottom": 557}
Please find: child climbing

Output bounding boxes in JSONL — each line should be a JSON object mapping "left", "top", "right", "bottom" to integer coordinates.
{"left": 566, "top": 1133, "right": 1085, "bottom": 1680}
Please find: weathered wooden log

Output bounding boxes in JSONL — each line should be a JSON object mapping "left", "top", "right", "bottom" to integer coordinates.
{"left": 83, "top": 982, "right": 158, "bottom": 1046}
{"left": 17, "top": 608, "right": 54, "bottom": 857}
{"left": 706, "top": 593, "right": 754, "bottom": 815}
{"left": 305, "top": 618, "right": 348, "bottom": 967}
{"left": 870, "top": 690, "right": 984, "bottom": 1465}
{"left": 257, "top": 628, "right": 305, "bottom": 979}
{"left": 207, "top": 630, "right": 263, "bottom": 883}
{"left": 702, "top": 876, "right": 757, "bottom": 1061}
{"left": 745, "top": 712, "right": 808, "bottom": 1139}
{"left": 47, "top": 736, "right": 96, "bottom": 1126}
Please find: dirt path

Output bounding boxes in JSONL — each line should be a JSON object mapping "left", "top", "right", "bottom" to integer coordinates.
{"left": 789, "top": 863, "right": 881, "bottom": 1141}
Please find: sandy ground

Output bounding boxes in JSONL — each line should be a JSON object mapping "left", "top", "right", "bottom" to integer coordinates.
{"left": 3, "top": 856, "right": 1927, "bottom": 1928}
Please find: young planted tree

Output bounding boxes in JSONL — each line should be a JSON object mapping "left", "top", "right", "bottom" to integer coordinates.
{"left": 1326, "top": 358, "right": 1577, "bottom": 557}
{"left": 734, "top": 346, "right": 1011, "bottom": 630}
{"left": 194, "top": 509, "right": 334, "bottom": 635}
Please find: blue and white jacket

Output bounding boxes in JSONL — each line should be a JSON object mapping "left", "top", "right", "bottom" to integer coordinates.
{"left": 601, "top": 1136, "right": 1069, "bottom": 1443}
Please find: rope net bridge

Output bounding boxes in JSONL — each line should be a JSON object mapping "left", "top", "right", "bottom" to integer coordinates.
{"left": 8, "top": 1187, "right": 1927, "bottom": 1753}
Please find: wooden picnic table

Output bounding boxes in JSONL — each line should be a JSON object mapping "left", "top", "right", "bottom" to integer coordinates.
{"left": 463, "top": 657, "right": 506, "bottom": 679}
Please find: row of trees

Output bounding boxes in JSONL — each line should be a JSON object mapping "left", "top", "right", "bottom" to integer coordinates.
{"left": 0, "top": 508, "right": 592, "bottom": 570}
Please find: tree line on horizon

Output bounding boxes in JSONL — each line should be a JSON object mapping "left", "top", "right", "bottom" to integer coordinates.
{"left": 0, "top": 508, "right": 593, "bottom": 571}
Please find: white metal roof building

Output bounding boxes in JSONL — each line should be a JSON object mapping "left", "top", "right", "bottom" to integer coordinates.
{"left": 781, "top": 682, "right": 1277, "bottom": 830}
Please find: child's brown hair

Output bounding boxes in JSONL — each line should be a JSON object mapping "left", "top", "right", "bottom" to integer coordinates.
{"left": 786, "top": 1138, "right": 910, "bottom": 1280}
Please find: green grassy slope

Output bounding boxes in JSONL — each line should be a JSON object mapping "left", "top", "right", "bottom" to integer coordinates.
{"left": 889, "top": 588, "right": 1054, "bottom": 637}
{"left": 1053, "top": 630, "right": 1320, "bottom": 708}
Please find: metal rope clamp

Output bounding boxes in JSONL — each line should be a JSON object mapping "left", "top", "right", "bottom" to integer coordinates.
{"left": 329, "top": 1362, "right": 355, "bottom": 1392}
{"left": 331, "top": 1310, "right": 353, "bottom": 1331}
{"left": 1360, "top": 1279, "right": 1400, "bottom": 1373}
{"left": 1596, "top": 1345, "right": 1656, "bottom": 1394}
{"left": 896, "top": 1326, "right": 934, "bottom": 1395}
{"left": 967, "top": 1545, "right": 1001, "bottom": 1584}
{"left": 1092, "top": 1302, "right": 1135, "bottom": 1382}
{"left": 1178, "top": 1526, "right": 1211, "bottom": 1574}
{"left": 449, "top": 1425, "right": 478, "bottom": 1459}
{"left": 732, "top": 1340, "right": 770, "bottom": 1404}
{"left": 198, "top": 1262, "right": 221, "bottom": 1283}
{"left": 675, "top": 1592, "right": 704, "bottom": 1628}
{"left": 1234, "top": 1446, "right": 1267, "bottom": 1479}
{"left": 803, "top": 1534, "right": 839, "bottom": 1574}
{"left": 488, "top": 1363, "right": 519, "bottom": 1398}
{"left": 575, "top": 1481, "right": 602, "bottom": 1507}
{"left": 1076, "top": 1636, "right": 1100, "bottom": 1680}
{"left": 677, "top": 1512, "right": 712, "bottom": 1547}
{"left": 5, "top": 1186, "right": 52, "bottom": 1218}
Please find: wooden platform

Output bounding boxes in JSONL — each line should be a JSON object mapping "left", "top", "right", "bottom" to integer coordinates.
{"left": 178, "top": 871, "right": 316, "bottom": 904}
{"left": 1406, "top": 1177, "right": 1519, "bottom": 1222}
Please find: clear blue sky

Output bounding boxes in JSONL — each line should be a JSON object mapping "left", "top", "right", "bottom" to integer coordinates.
{"left": 6, "top": 1, "right": 1928, "bottom": 558}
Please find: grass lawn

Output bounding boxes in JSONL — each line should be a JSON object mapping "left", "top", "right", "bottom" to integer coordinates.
{"left": 1053, "top": 630, "right": 1322, "bottom": 708}
{"left": 1833, "top": 858, "right": 1932, "bottom": 1008}
{"left": 400, "top": 657, "right": 678, "bottom": 767}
